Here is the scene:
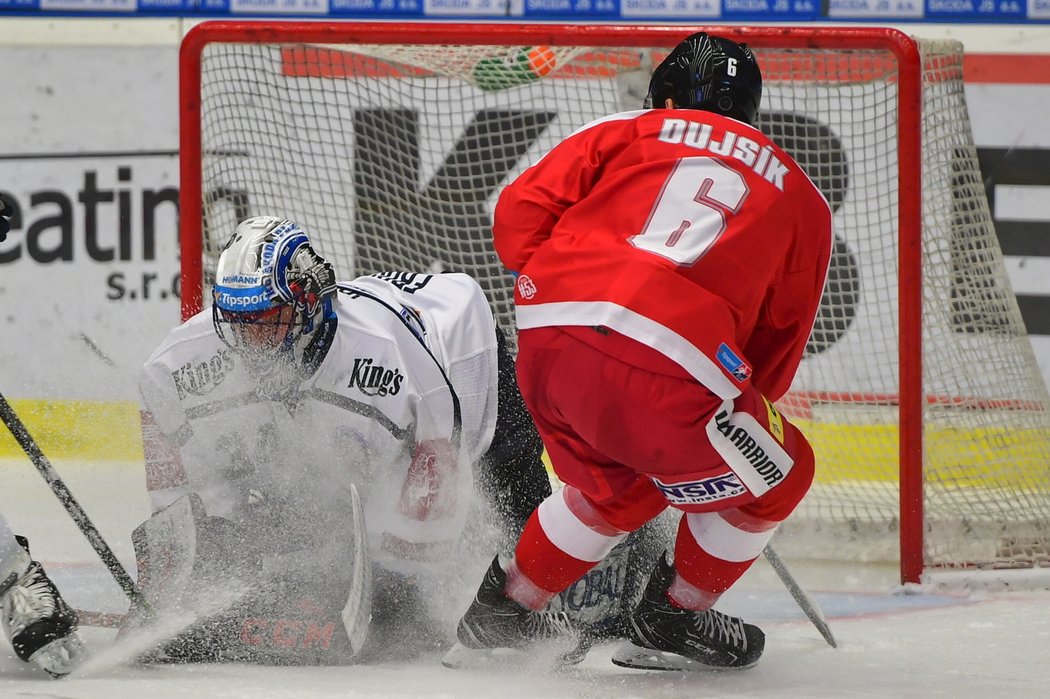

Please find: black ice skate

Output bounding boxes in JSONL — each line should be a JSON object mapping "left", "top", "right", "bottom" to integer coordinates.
{"left": 612, "top": 553, "right": 764, "bottom": 671}
{"left": 441, "top": 556, "right": 588, "bottom": 669}
{"left": 1, "top": 536, "right": 84, "bottom": 676}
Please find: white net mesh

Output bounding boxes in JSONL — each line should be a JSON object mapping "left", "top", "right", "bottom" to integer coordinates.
{"left": 185, "top": 28, "right": 1050, "bottom": 575}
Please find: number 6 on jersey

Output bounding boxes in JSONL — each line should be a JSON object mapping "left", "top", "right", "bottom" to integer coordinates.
{"left": 630, "top": 156, "right": 748, "bottom": 266}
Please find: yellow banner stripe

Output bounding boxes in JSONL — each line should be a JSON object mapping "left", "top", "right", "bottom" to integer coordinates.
{"left": 0, "top": 400, "right": 143, "bottom": 461}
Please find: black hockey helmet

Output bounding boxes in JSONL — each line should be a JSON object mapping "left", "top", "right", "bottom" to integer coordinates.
{"left": 644, "top": 32, "right": 762, "bottom": 125}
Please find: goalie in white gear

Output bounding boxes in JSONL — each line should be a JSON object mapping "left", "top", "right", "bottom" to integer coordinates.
{"left": 130, "top": 216, "right": 582, "bottom": 664}
{"left": 0, "top": 511, "right": 84, "bottom": 676}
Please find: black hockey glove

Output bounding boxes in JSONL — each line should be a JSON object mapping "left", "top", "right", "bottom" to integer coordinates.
{"left": 0, "top": 197, "right": 11, "bottom": 243}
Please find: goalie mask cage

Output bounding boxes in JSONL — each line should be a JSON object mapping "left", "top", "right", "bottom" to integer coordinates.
{"left": 180, "top": 22, "right": 1050, "bottom": 586}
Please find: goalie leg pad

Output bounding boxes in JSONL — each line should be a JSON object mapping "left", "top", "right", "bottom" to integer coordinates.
{"left": 127, "top": 492, "right": 368, "bottom": 665}
{"left": 546, "top": 514, "right": 672, "bottom": 640}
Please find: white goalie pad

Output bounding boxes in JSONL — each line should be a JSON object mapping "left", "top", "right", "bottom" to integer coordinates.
{"left": 130, "top": 492, "right": 209, "bottom": 612}
{"left": 126, "top": 489, "right": 373, "bottom": 666}
{"left": 341, "top": 484, "right": 372, "bottom": 658}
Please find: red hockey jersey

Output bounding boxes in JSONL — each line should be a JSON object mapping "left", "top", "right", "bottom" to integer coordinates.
{"left": 494, "top": 109, "right": 833, "bottom": 402}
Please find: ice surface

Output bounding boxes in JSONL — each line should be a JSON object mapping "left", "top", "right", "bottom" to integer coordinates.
{"left": 2, "top": 459, "right": 1048, "bottom": 698}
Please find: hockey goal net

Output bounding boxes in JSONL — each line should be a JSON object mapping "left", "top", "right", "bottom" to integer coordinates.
{"left": 179, "top": 22, "right": 1050, "bottom": 585}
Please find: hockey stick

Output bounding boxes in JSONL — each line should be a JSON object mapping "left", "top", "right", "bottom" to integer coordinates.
{"left": 74, "top": 609, "right": 128, "bottom": 628}
{"left": 0, "top": 391, "right": 148, "bottom": 613}
{"left": 763, "top": 544, "right": 837, "bottom": 648}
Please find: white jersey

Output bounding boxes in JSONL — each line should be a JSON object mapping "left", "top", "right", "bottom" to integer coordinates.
{"left": 139, "top": 272, "right": 498, "bottom": 575}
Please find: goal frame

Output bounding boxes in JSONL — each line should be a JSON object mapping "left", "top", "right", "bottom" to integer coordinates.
{"left": 178, "top": 21, "right": 926, "bottom": 583}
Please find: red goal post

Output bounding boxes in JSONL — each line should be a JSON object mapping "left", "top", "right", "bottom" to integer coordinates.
{"left": 179, "top": 22, "right": 1050, "bottom": 586}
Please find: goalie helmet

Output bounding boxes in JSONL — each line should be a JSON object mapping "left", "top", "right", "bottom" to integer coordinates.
{"left": 212, "top": 216, "right": 336, "bottom": 374}
{"left": 644, "top": 32, "right": 762, "bottom": 126}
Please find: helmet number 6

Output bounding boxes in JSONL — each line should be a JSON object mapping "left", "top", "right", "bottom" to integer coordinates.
{"left": 629, "top": 157, "right": 749, "bottom": 266}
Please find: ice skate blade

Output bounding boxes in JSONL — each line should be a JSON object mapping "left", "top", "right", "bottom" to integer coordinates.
{"left": 441, "top": 641, "right": 588, "bottom": 670}
{"left": 611, "top": 641, "right": 757, "bottom": 672}
{"left": 441, "top": 642, "right": 527, "bottom": 669}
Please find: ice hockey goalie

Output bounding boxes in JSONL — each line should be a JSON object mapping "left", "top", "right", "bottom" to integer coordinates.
{"left": 124, "top": 217, "right": 654, "bottom": 665}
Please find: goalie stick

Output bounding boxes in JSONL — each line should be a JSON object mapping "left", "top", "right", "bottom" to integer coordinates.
{"left": 0, "top": 389, "right": 149, "bottom": 614}
{"left": 764, "top": 544, "right": 837, "bottom": 648}
{"left": 74, "top": 610, "right": 127, "bottom": 628}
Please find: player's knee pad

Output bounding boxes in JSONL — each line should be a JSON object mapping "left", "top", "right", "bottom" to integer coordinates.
{"left": 741, "top": 419, "right": 815, "bottom": 523}
{"left": 699, "top": 392, "right": 815, "bottom": 523}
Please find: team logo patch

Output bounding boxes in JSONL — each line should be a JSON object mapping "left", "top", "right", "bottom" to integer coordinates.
{"left": 716, "top": 342, "right": 752, "bottom": 382}
{"left": 517, "top": 275, "right": 537, "bottom": 300}
{"left": 398, "top": 305, "right": 427, "bottom": 343}
{"left": 651, "top": 473, "right": 748, "bottom": 505}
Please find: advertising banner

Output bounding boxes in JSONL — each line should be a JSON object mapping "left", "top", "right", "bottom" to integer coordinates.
{"left": 2, "top": 40, "right": 1050, "bottom": 452}
{"left": 0, "top": 0, "right": 1042, "bottom": 19}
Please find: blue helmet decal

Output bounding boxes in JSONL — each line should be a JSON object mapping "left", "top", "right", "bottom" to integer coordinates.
{"left": 213, "top": 283, "right": 273, "bottom": 312}
{"left": 265, "top": 223, "right": 310, "bottom": 303}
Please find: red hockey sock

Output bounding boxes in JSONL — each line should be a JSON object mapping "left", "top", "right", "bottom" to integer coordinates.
{"left": 668, "top": 509, "right": 778, "bottom": 610}
{"left": 505, "top": 486, "right": 628, "bottom": 611}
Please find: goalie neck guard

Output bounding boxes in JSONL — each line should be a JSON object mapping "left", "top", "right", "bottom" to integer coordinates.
{"left": 212, "top": 216, "right": 336, "bottom": 376}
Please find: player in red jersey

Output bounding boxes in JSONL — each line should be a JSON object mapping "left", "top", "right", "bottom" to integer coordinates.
{"left": 446, "top": 32, "right": 832, "bottom": 672}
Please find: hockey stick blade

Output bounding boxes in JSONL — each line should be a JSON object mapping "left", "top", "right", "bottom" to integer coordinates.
{"left": 0, "top": 390, "right": 149, "bottom": 614}
{"left": 763, "top": 545, "right": 837, "bottom": 648}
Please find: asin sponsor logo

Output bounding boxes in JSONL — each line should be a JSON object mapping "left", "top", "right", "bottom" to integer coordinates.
{"left": 652, "top": 473, "right": 747, "bottom": 505}
{"left": 171, "top": 349, "right": 235, "bottom": 400}
{"left": 712, "top": 409, "right": 786, "bottom": 487}
{"left": 348, "top": 357, "right": 405, "bottom": 397}
{"left": 716, "top": 342, "right": 751, "bottom": 382}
